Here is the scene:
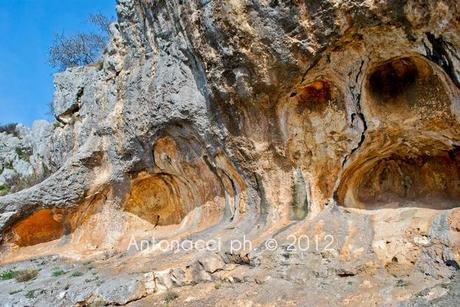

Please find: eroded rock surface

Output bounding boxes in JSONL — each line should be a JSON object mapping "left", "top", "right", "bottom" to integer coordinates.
{"left": 1, "top": 0, "right": 460, "bottom": 305}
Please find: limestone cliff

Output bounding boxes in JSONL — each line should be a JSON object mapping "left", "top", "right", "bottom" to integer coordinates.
{"left": 1, "top": 0, "right": 460, "bottom": 305}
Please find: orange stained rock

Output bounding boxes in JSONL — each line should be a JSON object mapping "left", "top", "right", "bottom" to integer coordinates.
{"left": 124, "top": 175, "right": 188, "bottom": 226}
{"left": 11, "top": 209, "right": 65, "bottom": 247}
{"left": 299, "top": 80, "right": 331, "bottom": 108}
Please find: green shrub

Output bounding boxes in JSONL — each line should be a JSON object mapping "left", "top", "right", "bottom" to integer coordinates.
{"left": 52, "top": 268, "right": 66, "bottom": 277}
{"left": 0, "top": 185, "right": 10, "bottom": 197}
{"left": 71, "top": 271, "right": 83, "bottom": 277}
{"left": 0, "top": 269, "right": 15, "bottom": 280}
{"left": 25, "top": 289, "right": 39, "bottom": 299}
{"left": 15, "top": 147, "right": 32, "bottom": 161}
{"left": 396, "top": 279, "right": 409, "bottom": 288}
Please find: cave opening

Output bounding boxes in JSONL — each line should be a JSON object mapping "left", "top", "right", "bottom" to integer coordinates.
{"left": 124, "top": 174, "right": 193, "bottom": 226}
{"left": 368, "top": 57, "right": 419, "bottom": 99}
{"left": 1, "top": 191, "right": 106, "bottom": 248}
{"left": 337, "top": 150, "right": 460, "bottom": 210}
{"left": 365, "top": 55, "right": 455, "bottom": 121}
{"left": 10, "top": 209, "right": 69, "bottom": 247}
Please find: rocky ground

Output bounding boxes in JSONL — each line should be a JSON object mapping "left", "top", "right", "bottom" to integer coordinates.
{"left": 0, "top": 244, "right": 456, "bottom": 306}
{"left": 0, "top": 248, "right": 458, "bottom": 306}
{"left": 1, "top": 206, "right": 460, "bottom": 306}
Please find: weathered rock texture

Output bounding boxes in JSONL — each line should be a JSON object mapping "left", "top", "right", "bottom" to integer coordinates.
{"left": 1, "top": 0, "right": 460, "bottom": 305}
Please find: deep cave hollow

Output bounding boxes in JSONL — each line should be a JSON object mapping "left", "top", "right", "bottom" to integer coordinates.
{"left": 368, "top": 57, "right": 419, "bottom": 99}
{"left": 365, "top": 55, "right": 453, "bottom": 114}
{"left": 337, "top": 149, "right": 460, "bottom": 210}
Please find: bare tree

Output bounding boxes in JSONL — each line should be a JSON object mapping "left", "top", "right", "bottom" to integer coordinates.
{"left": 88, "top": 13, "right": 112, "bottom": 35}
{"left": 49, "top": 13, "right": 113, "bottom": 71}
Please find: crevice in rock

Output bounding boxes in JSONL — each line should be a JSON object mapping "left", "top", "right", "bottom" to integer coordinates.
{"left": 424, "top": 33, "right": 460, "bottom": 90}
{"left": 342, "top": 113, "right": 367, "bottom": 168}
{"left": 355, "top": 60, "right": 365, "bottom": 84}
{"left": 300, "top": 51, "right": 325, "bottom": 83}
{"left": 56, "top": 87, "right": 84, "bottom": 124}
{"left": 342, "top": 60, "right": 368, "bottom": 167}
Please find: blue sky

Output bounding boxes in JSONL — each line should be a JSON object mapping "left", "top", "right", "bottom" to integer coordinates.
{"left": 0, "top": 0, "right": 116, "bottom": 126}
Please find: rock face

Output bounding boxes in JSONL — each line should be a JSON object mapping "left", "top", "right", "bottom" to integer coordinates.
{"left": 1, "top": 0, "right": 460, "bottom": 305}
{"left": 0, "top": 121, "right": 60, "bottom": 196}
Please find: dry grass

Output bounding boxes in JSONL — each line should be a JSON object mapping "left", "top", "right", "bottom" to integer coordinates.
{"left": 14, "top": 268, "right": 39, "bottom": 282}
{"left": 164, "top": 289, "right": 179, "bottom": 303}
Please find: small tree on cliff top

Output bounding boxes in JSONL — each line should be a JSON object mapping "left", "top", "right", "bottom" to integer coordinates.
{"left": 49, "top": 13, "right": 113, "bottom": 71}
